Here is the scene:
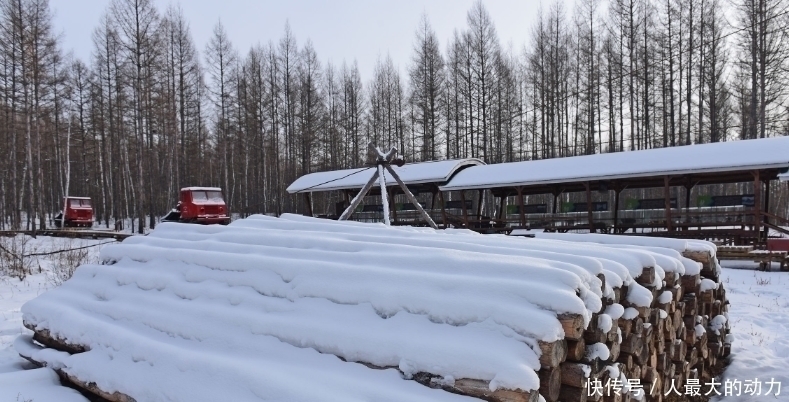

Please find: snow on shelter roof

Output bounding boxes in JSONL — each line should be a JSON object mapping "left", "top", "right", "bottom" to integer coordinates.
{"left": 287, "top": 158, "right": 485, "bottom": 193}
{"left": 181, "top": 187, "right": 222, "bottom": 192}
{"left": 441, "top": 137, "right": 789, "bottom": 191}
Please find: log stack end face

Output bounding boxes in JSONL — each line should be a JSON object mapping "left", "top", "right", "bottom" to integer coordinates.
{"left": 543, "top": 244, "right": 731, "bottom": 402}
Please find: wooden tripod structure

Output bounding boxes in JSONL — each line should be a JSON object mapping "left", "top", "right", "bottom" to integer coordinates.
{"left": 338, "top": 144, "right": 438, "bottom": 229}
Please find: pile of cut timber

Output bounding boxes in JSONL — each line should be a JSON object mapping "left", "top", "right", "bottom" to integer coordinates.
{"left": 716, "top": 245, "right": 788, "bottom": 271}
{"left": 15, "top": 216, "right": 730, "bottom": 402}
{"left": 532, "top": 232, "right": 731, "bottom": 401}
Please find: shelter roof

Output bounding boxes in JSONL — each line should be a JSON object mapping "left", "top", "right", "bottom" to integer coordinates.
{"left": 182, "top": 187, "right": 223, "bottom": 192}
{"left": 287, "top": 158, "right": 485, "bottom": 194}
{"left": 440, "top": 137, "right": 789, "bottom": 192}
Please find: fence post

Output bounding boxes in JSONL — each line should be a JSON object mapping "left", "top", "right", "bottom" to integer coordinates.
{"left": 664, "top": 176, "right": 673, "bottom": 232}
{"left": 517, "top": 187, "right": 526, "bottom": 228}
{"left": 613, "top": 185, "right": 621, "bottom": 233}
{"left": 585, "top": 182, "right": 595, "bottom": 233}
{"left": 753, "top": 170, "right": 761, "bottom": 246}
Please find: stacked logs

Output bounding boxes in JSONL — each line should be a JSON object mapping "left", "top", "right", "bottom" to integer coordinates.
{"left": 17, "top": 225, "right": 731, "bottom": 402}
{"left": 537, "top": 248, "right": 730, "bottom": 402}
{"left": 22, "top": 249, "right": 728, "bottom": 402}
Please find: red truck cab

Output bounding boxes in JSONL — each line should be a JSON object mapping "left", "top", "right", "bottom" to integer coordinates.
{"left": 55, "top": 196, "right": 94, "bottom": 228}
{"left": 174, "top": 187, "right": 231, "bottom": 225}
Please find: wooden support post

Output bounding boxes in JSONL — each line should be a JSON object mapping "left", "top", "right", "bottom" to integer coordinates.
{"left": 384, "top": 165, "right": 438, "bottom": 229}
{"left": 377, "top": 164, "right": 391, "bottom": 226}
{"left": 613, "top": 186, "right": 621, "bottom": 233}
{"left": 517, "top": 187, "right": 526, "bottom": 228}
{"left": 684, "top": 182, "right": 692, "bottom": 224}
{"left": 476, "top": 189, "right": 484, "bottom": 218}
{"left": 339, "top": 170, "right": 379, "bottom": 221}
{"left": 754, "top": 170, "right": 761, "bottom": 245}
{"left": 303, "top": 193, "right": 313, "bottom": 217}
{"left": 765, "top": 179, "right": 771, "bottom": 238}
{"left": 664, "top": 176, "right": 673, "bottom": 232}
{"left": 551, "top": 189, "right": 561, "bottom": 230}
{"left": 389, "top": 187, "right": 397, "bottom": 224}
{"left": 497, "top": 195, "right": 506, "bottom": 221}
{"left": 438, "top": 191, "right": 449, "bottom": 228}
{"left": 430, "top": 189, "right": 437, "bottom": 210}
{"left": 460, "top": 191, "right": 470, "bottom": 227}
{"left": 585, "top": 182, "right": 595, "bottom": 233}
{"left": 339, "top": 190, "right": 351, "bottom": 218}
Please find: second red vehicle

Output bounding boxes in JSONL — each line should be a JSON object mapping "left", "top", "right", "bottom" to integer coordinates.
{"left": 162, "top": 187, "right": 231, "bottom": 225}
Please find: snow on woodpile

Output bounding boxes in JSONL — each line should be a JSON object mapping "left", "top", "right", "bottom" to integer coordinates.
{"left": 521, "top": 231, "right": 731, "bottom": 401}
{"left": 531, "top": 232, "right": 720, "bottom": 276}
{"left": 15, "top": 216, "right": 731, "bottom": 402}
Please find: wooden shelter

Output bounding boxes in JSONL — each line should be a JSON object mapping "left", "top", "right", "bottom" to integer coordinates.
{"left": 440, "top": 137, "right": 789, "bottom": 245}
{"left": 289, "top": 137, "right": 789, "bottom": 245}
{"left": 287, "top": 158, "right": 484, "bottom": 226}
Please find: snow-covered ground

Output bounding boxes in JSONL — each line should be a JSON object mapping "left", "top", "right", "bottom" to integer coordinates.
{"left": 1, "top": 236, "right": 109, "bottom": 402}
{"left": 713, "top": 262, "right": 789, "bottom": 401}
{"left": 0, "top": 232, "right": 787, "bottom": 401}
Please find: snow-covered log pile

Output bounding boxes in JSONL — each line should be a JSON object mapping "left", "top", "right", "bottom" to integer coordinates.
{"left": 532, "top": 232, "right": 731, "bottom": 402}
{"left": 15, "top": 215, "right": 730, "bottom": 402}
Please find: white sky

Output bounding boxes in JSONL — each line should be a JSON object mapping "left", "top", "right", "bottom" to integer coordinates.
{"left": 49, "top": 0, "right": 560, "bottom": 80}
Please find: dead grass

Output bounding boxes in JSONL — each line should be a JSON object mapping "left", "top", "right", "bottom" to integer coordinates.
{"left": 0, "top": 235, "right": 38, "bottom": 280}
{"left": 45, "top": 239, "right": 97, "bottom": 287}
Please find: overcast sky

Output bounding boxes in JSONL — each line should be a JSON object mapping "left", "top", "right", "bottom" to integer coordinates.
{"left": 48, "top": 0, "right": 557, "bottom": 80}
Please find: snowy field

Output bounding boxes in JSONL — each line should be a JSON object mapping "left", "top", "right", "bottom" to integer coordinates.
{"left": 713, "top": 262, "right": 789, "bottom": 402}
{"left": 0, "top": 231, "right": 786, "bottom": 401}
{"left": 0, "top": 236, "right": 108, "bottom": 402}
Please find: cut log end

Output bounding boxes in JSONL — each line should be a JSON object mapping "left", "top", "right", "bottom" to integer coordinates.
{"left": 559, "top": 313, "right": 586, "bottom": 341}
{"left": 538, "top": 366, "right": 562, "bottom": 402}
{"left": 539, "top": 339, "right": 568, "bottom": 368}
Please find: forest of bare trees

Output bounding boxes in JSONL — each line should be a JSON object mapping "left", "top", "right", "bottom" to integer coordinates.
{"left": 2, "top": 0, "right": 789, "bottom": 232}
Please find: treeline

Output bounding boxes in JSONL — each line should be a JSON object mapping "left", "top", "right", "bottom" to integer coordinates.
{"left": 1, "top": 0, "right": 788, "bottom": 231}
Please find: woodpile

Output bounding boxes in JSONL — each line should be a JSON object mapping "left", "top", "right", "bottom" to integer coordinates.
{"left": 536, "top": 247, "right": 730, "bottom": 402}
{"left": 18, "top": 246, "right": 730, "bottom": 402}
{"left": 15, "top": 218, "right": 732, "bottom": 402}
{"left": 21, "top": 320, "right": 546, "bottom": 402}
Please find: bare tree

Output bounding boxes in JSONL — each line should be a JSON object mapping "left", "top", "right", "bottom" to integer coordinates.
{"left": 205, "top": 20, "right": 237, "bottom": 205}
{"left": 111, "top": 0, "right": 160, "bottom": 232}
{"left": 735, "top": 0, "right": 789, "bottom": 139}
{"left": 704, "top": 0, "right": 732, "bottom": 142}
{"left": 341, "top": 60, "right": 365, "bottom": 167}
{"left": 466, "top": 0, "right": 500, "bottom": 161}
{"left": 1, "top": 0, "right": 788, "bottom": 227}
{"left": 296, "top": 40, "right": 323, "bottom": 179}
{"left": 368, "top": 55, "right": 407, "bottom": 156}
{"left": 409, "top": 13, "right": 445, "bottom": 161}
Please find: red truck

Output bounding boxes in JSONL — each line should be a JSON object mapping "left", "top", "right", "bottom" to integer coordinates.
{"left": 54, "top": 196, "right": 94, "bottom": 228}
{"left": 162, "top": 187, "right": 231, "bottom": 225}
